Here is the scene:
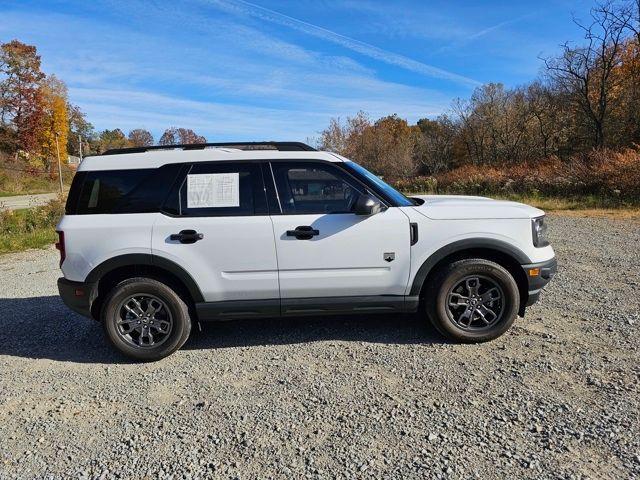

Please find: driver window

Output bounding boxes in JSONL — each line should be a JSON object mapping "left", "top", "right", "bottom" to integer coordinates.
{"left": 271, "top": 162, "right": 363, "bottom": 214}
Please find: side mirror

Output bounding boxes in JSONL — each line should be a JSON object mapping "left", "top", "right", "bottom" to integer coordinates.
{"left": 353, "top": 193, "right": 384, "bottom": 216}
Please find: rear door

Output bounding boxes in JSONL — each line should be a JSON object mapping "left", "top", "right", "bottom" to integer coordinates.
{"left": 268, "top": 161, "right": 411, "bottom": 303}
{"left": 151, "top": 162, "right": 279, "bottom": 309}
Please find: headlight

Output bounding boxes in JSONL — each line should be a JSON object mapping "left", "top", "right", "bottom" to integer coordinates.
{"left": 532, "top": 216, "right": 549, "bottom": 247}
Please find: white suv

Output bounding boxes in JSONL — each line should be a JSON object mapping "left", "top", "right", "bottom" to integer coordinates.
{"left": 56, "top": 142, "right": 556, "bottom": 361}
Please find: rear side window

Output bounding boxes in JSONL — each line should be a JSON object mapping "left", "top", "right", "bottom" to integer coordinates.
{"left": 66, "top": 165, "right": 183, "bottom": 214}
{"left": 65, "top": 172, "right": 87, "bottom": 214}
{"left": 117, "top": 164, "right": 185, "bottom": 214}
{"left": 75, "top": 169, "right": 153, "bottom": 214}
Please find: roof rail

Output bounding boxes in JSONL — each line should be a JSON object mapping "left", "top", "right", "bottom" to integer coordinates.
{"left": 102, "top": 141, "right": 317, "bottom": 155}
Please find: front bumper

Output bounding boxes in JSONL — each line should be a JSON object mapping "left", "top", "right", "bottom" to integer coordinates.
{"left": 521, "top": 256, "right": 557, "bottom": 309}
{"left": 57, "top": 277, "right": 97, "bottom": 319}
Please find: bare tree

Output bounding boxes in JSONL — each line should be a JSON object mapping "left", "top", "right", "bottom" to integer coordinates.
{"left": 544, "top": 1, "right": 634, "bottom": 147}
{"left": 318, "top": 117, "right": 347, "bottom": 154}
{"left": 415, "top": 115, "right": 457, "bottom": 174}
{"left": 606, "top": 0, "right": 640, "bottom": 42}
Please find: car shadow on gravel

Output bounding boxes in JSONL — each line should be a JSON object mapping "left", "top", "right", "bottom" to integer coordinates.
{"left": 185, "top": 314, "right": 442, "bottom": 350}
{"left": 0, "top": 296, "right": 122, "bottom": 364}
{"left": 0, "top": 296, "right": 443, "bottom": 363}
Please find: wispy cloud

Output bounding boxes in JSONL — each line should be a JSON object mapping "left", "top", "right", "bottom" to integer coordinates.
{"left": 0, "top": 3, "right": 456, "bottom": 140}
{"left": 200, "top": 0, "right": 481, "bottom": 87}
{"left": 70, "top": 86, "right": 448, "bottom": 141}
{"left": 432, "top": 13, "right": 534, "bottom": 55}
{"left": 466, "top": 14, "right": 533, "bottom": 41}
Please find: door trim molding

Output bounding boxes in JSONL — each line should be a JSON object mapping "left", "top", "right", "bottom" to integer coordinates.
{"left": 195, "top": 295, "right": 419, "bottom": 321}
{"left": 196, "top": 299, "right": 280, "bottom": 320}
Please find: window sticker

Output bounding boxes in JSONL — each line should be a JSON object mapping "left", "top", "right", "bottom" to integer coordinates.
{"left": 187, "top": 173, "right": 240, "bottom": 208}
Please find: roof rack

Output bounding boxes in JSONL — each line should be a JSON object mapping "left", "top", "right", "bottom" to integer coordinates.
{"left": 102, "top": 141, "right": 317, "bottom": 155}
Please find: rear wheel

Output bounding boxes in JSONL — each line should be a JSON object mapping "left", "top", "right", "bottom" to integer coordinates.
{"left": 101, "top": 277, "right": 192, "bottom": 361}
{"left": 426, "top": 258, "right": 519, "bottom": 343}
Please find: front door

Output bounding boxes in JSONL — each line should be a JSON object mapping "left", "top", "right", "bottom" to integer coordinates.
{"left": 268, "top": 161, "right": 411, "bottom": 303}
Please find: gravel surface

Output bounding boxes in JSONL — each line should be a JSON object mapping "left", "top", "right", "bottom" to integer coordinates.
{"left": 0, "top": 215, "right": 638, "bottom": 479}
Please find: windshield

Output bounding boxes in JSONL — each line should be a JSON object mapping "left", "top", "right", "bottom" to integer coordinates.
{"left": 344, "top": 161, "right": 414, "bottom": 207}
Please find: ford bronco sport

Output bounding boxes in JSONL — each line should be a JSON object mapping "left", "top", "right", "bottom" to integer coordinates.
{"left": 57, "top": 142, "right": 556, "bottom": 361}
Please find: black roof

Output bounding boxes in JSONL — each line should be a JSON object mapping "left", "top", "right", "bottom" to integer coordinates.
{"left": 102, "top": 141, "right": 317, "bottom": 156}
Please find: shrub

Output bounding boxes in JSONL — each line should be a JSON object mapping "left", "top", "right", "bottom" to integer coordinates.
{"left": 0, "top": 196, "right": 65, "bottom": 236}
{"left": 392, "top": 176, "right": 438, "bottom": 194}
{"left": 408, "top": 148, "right": 640, "bottom": 203}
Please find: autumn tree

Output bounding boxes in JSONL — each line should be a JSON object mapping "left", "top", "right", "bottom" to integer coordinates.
{"left": 39, "top": 75, "right": 68, "bottom": 172}
{"left": 158, "top": 127, "right": 206, "bottom": 145}
{"left": 415, "top": 115, "right": 458, "bottom": 174}
{"left": 611, "top": 38, "right": 640, "bottom": 145}
{"left": 603, "top": 1, "right": 640, "bottom": 146}
{"left": 67, "top": 104, "right": 95, "bottom": 156}
{"left": 364, "top": 114, "right": 417, "bottom": 179}
{"left": 128, "top": 128, "right": 154, "bottom": 147}
{"left": 319, "top": 111, "right": 371, "bottom": 161}
{"left": 319, "top": 112, "right": 416, "bottom": 179}
{"left": 0, "top": 40, "right": 45, "bottom": 155}
{"left": 97, "top": 129, "right": 129, "bottom": 153}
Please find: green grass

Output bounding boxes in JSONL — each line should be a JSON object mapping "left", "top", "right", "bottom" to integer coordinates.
{"left": 0, "top": 176, "right": 59, "bottom": 196}
{"left": 0, "top": 198, "right": 65, "bottom": 254}
{"left": 0, "top": 168, "right": 74, "bottom": 197}
{"left": 0, "top": 228, "right": 57, "bottom": 254}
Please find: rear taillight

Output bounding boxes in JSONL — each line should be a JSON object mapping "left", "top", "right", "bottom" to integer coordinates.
{"left": 55, "top": 230, "right": 65, "bottom": 268}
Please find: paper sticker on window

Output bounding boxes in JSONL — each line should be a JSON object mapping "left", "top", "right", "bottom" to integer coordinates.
{"left": 187, "top": 173, "right": 240, "bottom": 208}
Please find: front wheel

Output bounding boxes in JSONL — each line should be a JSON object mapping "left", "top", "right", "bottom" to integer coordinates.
{"left": 101, "top": 277, "right": 192, "bottom": 361}
{"left": 426, "top": 258, "right": 520, "bottom": 343}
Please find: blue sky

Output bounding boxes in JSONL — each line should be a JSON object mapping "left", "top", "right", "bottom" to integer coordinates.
{"left": 0, "top": 0, "right": 592, "bottom": 142}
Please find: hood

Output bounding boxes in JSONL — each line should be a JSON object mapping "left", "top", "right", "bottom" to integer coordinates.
{"left": 409, "top": 195, "right": 544, "bottom": 220}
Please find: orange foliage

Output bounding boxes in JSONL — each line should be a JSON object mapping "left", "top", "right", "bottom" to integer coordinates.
{"left": 394, "top": 148, "right": 640, "bottom": 201}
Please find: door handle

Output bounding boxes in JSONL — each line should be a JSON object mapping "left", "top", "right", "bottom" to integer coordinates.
{"left": 170, "top": 229, "right": 204, "bottom": 244}
{"left": 286, "top": 225, "right": 320, "bottom": 240}
{"left": 410, "top": 222, "right": 419, "bottom": 245}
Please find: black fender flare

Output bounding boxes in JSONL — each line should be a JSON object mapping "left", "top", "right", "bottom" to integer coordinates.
{"left": 409, "top": 238, "right": 531, "bottom": 296}
{"left": 85, "top": 253, "right": 204, "bottom": 303}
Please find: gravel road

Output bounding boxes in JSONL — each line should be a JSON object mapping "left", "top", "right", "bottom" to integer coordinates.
{"left": 0, "top": 193, "right": 58, "bottom": 211}
{"left": 0, "top": 215, "right": 638, "bottom": 479}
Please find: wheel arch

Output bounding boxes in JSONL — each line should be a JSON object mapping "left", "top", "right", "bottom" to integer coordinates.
{"left": 86, "top": 254, "right": 204, "bottom": 320}
{"left": 411, "top": 239, "right": 530, "bottom": 316}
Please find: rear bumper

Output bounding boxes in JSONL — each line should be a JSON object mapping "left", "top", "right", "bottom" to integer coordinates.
{"left": 57, "top": 277, "right": 96, "bottom": 320}
{"left": 521, "top": 256, "right": 557, "bottom": 309}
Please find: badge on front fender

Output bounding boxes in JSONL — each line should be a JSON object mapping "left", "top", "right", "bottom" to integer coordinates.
{"left": 384, "top": 252, "right": 395, "bottom": 262}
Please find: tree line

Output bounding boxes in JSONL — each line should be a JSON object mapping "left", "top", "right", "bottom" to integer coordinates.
{"left": 1, "top": 0, "right": 638, "bottom": 187}
{"left": 319, "top": 0, "right": 640, "bottom": 180}
{"left": 0, "top": 41, "right": 207, "bottom": 173}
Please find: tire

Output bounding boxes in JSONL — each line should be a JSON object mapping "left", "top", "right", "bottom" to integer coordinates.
{"left": 101, "top": 277, "right": 192, "bottom": 361}
{"left": 426, "top": 258, "right": 520, "bottom": 343}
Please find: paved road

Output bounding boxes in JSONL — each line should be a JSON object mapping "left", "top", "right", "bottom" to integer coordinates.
{"left": 0, "top": 192, "right": 59, "bottom": 210}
